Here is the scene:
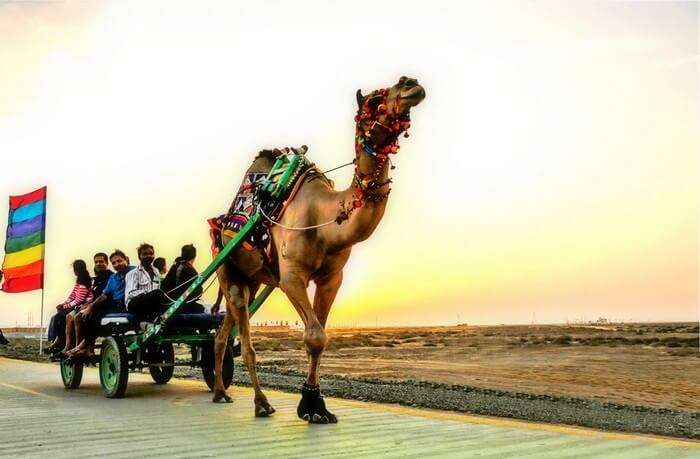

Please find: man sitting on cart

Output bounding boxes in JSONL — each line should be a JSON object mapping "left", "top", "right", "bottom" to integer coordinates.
{"left": 68, "top": 249, "right": 135, "bottom": 358}
{"left": 125, "top": 243, "right": 170, "bottom": 321}
{"left": 161, "top": 244, "right": 205, "bottom": 314}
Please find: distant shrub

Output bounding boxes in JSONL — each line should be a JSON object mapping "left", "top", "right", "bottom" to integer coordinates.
{"left": 255, "top": 339, "right": 281, "bottom": 351}
{"left": 668, "top": 347, "right": 699, "bottom": 357}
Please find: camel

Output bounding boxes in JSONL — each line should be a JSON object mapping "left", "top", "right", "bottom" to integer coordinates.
{"left": 212, "top": 76, "right": 426, "bottom": 423}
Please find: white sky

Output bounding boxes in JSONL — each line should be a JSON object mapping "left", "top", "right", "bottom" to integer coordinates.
{"left": 0, "top": 0, "right": 698, "bottom": 327}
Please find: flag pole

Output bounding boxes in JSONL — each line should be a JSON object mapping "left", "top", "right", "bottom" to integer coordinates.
{"left": 38, "top": 186, "right": 47, "bottom": 355}
{"left": 39, "top": 286, "right": 45, "bottom": 355}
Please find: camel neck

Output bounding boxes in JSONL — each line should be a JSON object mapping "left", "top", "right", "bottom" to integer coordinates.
{"left": 330, "top": 147, "right": 391, "bottom": 249}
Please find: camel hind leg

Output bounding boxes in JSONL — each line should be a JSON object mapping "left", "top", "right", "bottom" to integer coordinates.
{"left": 212, "top": 267, "right": 275, "bottom": 417}
{"left": 212, "top": 308, "right": 235, "bottom": 403}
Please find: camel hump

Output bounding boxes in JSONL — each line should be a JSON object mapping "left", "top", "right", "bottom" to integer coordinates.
{"left": 253, "top": 149, "right": 280, "bottom": 163}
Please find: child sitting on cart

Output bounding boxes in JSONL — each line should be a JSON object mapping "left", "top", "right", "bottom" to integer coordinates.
{"left": 46, "top": 260, "right": 93, "bottom": 353}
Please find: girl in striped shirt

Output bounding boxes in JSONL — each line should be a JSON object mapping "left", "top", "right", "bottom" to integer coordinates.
{"left": 46, "top": 260, "right": 93, "bottom": 352}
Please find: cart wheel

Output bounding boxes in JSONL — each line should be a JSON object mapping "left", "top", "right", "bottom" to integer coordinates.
{"left": 60, "top": 358, "right": 83, "bottom": 390}
{"left": 148, "top": 342, "right": 175, "bottom": 384}
{"left": 201, "top": 343, "right": 234, "bottom": 391}
{"left": 100, "top": 336, "right": 129, "bottom": 398}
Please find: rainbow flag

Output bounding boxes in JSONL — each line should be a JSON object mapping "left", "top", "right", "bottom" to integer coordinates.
{"left": 1, "top": 187, "right": 47, "bottom": 293}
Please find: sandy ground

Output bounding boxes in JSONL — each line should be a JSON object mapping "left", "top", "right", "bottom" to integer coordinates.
{"left": 247, "top": 322, "right": 699, "bottom": 411}
{"left": 3, "top": 322, "right": 698, "bottom": 412}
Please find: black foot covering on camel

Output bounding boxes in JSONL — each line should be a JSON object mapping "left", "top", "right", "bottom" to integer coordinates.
{"left": 297, "top": 383, "right": 338, "bottom": 424}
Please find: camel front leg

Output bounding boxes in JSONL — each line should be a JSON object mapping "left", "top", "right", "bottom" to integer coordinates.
{"left": 313, "top": 271, "right": 342, "bottom": 327}
{"left": 309, "top": 270, "right": 342, "bottom": 381}
{"left": 280, "top": 271, "right": 337, "bottom": 423}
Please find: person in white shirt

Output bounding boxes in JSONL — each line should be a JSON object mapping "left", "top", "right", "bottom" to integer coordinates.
{"left": 125, "top": 243, "right": 169, "bottom": 321}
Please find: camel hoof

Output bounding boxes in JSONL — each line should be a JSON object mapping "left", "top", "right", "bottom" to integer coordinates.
{"left": 255, "top": 404, "right": 276, "bottom": 417}
{"left": 212, "top": 392, "right": 233, "bottom": 403}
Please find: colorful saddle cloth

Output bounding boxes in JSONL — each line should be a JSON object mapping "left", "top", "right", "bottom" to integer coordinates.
{"left": 227, "top": 171, "right": 269, "bottom": 233}
{"left": 207, "top": 149, "right": 314, "bottom": 258}
{"left": 208, "top": 171, "right": 267, "bottom": 255}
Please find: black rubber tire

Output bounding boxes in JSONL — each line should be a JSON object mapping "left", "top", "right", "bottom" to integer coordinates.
{"left": 201, "top": 343, "right": 234, "bottom": 391}
{"left": 99, "top": 335, "right": 129, "bottom": 398}
{"left": 148, "top": 342, "right": 175, "bottom": 384}
{"left": 60, "top": 359, "right": 84, "bottom": 390}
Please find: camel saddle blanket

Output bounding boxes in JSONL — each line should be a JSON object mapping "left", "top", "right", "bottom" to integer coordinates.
{"left": 207, "top": 152, "right": 315, "bottom": 258}
{"left": 208, "top": 171, "right": 268, "bottom": 255}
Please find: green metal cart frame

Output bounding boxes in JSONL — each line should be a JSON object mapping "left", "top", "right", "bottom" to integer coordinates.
{"left": 59, "top": 151, "right": 308, "bottom": 398}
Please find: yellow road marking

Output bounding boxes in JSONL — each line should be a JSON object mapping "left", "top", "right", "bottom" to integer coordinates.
{"left": 0, "top": 382, "right": 59, "bottom": 400}
{"left": 0, "top": 357, "right": 50, "bottom": 366}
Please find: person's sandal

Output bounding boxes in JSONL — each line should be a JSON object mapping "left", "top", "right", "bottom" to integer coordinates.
{"left": 46, "top": 343, "right": 64, "bottom": 353}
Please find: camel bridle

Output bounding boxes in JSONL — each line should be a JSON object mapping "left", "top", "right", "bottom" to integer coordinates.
{"left": 350, "top": 88, "right": 412, "bottom": 206}
{"left": 260, "top": 87, "right": 415, "bottom": 228}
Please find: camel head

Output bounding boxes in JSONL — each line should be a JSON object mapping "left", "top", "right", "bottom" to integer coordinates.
{"left": 355, "top": 76, "right": 425, "bottom": 155}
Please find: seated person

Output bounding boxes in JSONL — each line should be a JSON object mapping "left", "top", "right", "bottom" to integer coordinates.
{"left": 61, "top": 252, "right": 112, "bottom": 356}
{"left": 46, "top": 260, "right": 93, "bottom": 353}
{"left": 153, "top": 257, "right": 167, "bottom": 281}
{"left": 125, "top": 243, "right": 169, "bottom": 321}
{"left": 161, "top": 244, "right": 205, "bottom": 314}
{"left": 68, "top": 249, "right": 134, "bottom": 358}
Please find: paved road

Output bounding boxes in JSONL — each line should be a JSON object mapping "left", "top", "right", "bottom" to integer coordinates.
{"left": 0, "top": 358, "right": 697, "bottom": 458}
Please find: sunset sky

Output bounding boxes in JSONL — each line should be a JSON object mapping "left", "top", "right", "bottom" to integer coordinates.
{"left": 0, "top": 1, "right": 697, "bottom": 327}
